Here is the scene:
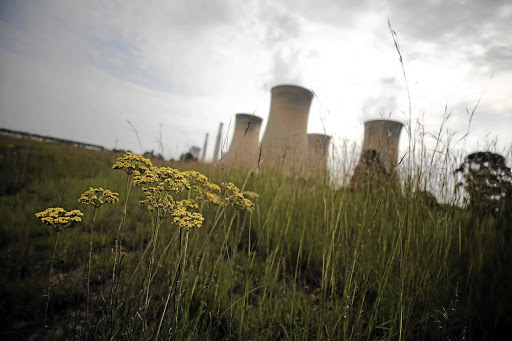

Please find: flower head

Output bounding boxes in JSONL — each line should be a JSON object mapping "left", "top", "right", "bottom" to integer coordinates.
{"left": 182, "top": 170, "right": 221, "bottom": 205}
{"left": 113, "top": 152, "right": 153, "bottom": 175}
{"left": 35, "top": 207, "right": 83, "bottom": 232}
{"left": 222, "top": 182, "right": 255, "bottom": 213}
{"left": 172, "top": 200, "right": 204, "bottom": 229}
{"left": 134, "top": 166, "right": 190, "bottom": 192}
{"left": 78, "top": 187, "right": 119, "bottom": 208}
{"left": 134, "top": 166, "right": 194, "bottom": 219}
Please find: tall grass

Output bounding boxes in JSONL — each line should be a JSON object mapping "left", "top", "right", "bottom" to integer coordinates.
{"left": 0, "top": 129, "right": 510, "bottom": 340}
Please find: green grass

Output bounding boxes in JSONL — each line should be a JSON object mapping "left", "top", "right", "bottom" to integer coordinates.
{"left": 0, "top": 134, "right": 510, "bottom": 340}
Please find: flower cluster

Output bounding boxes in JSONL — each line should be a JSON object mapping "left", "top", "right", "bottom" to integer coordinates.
{"left": 223, "top": 182, "right": 255, "bottom": 213}
{"left": 134, "top": 166, "right": 191, "bottom": 216}
{"left": 35, "top": 207, "right": 83, "bottom": 232}
{"left": 133, "top": 166, "right": 206, "bottom": 228}
{"left": 172, "top": 200, "right": 204, "bottom": 229}
{"left": 182, "top": 170, "right": 221, "bottom": 205}
{"left": 135, "top": 166, "right": 190, "bottom": 192}
{"left": 113, "top": 152, "right": 257, "bottom": 226}
{"left": 112, "top": 152, "right": 153, "bottom": 175}
{"left": 78, "top": 187, "right": 119, "bottom": 208}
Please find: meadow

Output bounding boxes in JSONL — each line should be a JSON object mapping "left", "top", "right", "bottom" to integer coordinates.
{"left": 0, "top": 132, "right": 510, "bottom": 340}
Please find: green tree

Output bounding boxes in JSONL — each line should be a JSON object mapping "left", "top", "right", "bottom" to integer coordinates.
{"left": 455, "top": 151, "right": 512, "bottom": 218}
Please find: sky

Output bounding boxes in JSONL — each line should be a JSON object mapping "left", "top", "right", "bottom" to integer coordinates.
{"left": 0, "top": 0, "right": 511, "bottom": 163}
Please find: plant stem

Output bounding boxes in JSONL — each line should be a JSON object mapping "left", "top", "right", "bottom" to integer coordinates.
{"left": 86, "top": 207, "right": 97, "bottom": 327}
{"left": 44, "top": 231, "right": 60, "bottom": 329}
{"left": 113, "top": 174, "right": 133, "bottom": 279}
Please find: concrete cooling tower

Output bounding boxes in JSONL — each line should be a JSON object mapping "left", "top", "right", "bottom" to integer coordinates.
{"left": 351, "top": 119, "right": 404, "bottom": 187}
{"left": 306, "top": 133, "right": 332, "bottom": 177}
{"left": 224, "top": 113, "right": 263, "bottom": 169}
{"left": 260, "top": 85, "right": 314, "bottom": 174}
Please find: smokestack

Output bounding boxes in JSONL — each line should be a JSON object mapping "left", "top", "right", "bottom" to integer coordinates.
{"left": 212, "top": 122, "right": 223, "bottom": 163}
{"left": 306, "top": 133, "right": 331, "bottom": 177}
{"left": 201, "top": 133, "right": 209, "bottom": 161}
{"left": 351, "top": 119, "right": 404, "bottom": 187}
{"left": 260, "top": 85, "right": 314, "bottom": 174}
{"left": 224, "top": 113, "right": 263, "bottom": 169}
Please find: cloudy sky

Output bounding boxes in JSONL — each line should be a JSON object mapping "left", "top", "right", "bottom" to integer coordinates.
{"left": 0, "top": 0, "right": 511, "bottom": 161}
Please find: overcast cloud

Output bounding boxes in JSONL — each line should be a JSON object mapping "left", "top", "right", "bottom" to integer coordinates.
{"left": 0, "top": 0, "right": 510, "bottom": 161}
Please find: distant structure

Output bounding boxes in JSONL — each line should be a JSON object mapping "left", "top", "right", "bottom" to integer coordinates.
{"left": 179, "top": 146, "right": 201, "bottom": 162}
{"left": 142, "top": 150, "right": 164, "bottom": 160}
{"left": 212, "top": 123, "right": 223, "bottom": 163}
{"left": 201, "top": 133, "right": 209, "bottom": 161}
{"left": 0, "top": 127, "right": 105, "bottom": 151}
{"left": 259, "top": 85, "right": 314, "bottom": 174}
{"left": 224, "top": 113, "right": 263, "bottom": 169}
{"left": 351, "top": 119, "right": 404, "bottom": 188}
{"left": 306, "top": 133, "right": 331, "bottom": 177}
{"left": 189, "top": 146, "right": 201, "bottom": 159}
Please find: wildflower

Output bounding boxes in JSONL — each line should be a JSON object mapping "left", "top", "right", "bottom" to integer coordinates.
{"left": 35, "top": 207, "right": 83, "bottom": 232}
{"left": 172, "top": 200, "right": 204, "bottom": 229}
{"left": 78, "top": 187, "right": 119, "bottom": 208}
{"left": 134, "top": 166, "right": 193, "bottom": 218}
{"left": 182, "top": 170, "right": 221, "bottom": 205}
{"left": 222, "top": 182, "right": 255, "bottom": 213}
{"left": 35, "top": 207, "right": 82, "bottom": 327}
{"left": 112, "top": 152, "right": 153, "bottom": 174}
{"left": 134, "top": 166, "right": 190, "bottom": 192}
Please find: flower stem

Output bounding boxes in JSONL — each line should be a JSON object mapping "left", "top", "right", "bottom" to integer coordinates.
{"left": 113, "top": 174, "right": 133, "bottom": 278}
{"left": 44, "top": 231, "right": 60, "bottom": 329}
{"left": 86, "top": 207, "right": 97, "bottom": 327}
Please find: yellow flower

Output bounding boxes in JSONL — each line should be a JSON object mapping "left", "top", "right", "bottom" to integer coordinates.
{"left": 78, "top": 187, "right": 119, "bottom": 208}
{"left": 172, "top": 200, "right": 204, "bottom": 228}
{"left": 222, "top": 182, "right": 255, "bottom": 213}
{"left": 112, "top": 152, "right": 153, "bottom": 174}
{"left": 134, "top": 166, "right": 193, "bottom": 218}
{"left": 35, "top": 207, "right": 83, "bottom": 232}
{"left": 182, "top": 171, "right": 221, "bottom": 205}
{"left": 134, "top": 166, "right": 190, "bottom": 192}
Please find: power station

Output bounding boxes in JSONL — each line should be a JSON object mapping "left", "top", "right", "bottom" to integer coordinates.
{"left": 224, "top": 113, "right": 263, "bottom": 169}
{"left": 197, "top": 86, "right": 402, "bottom": 187}
{"left": 259, "top": 85, "right": 314, "bottom": 174}
{"left": 306, "top": 133, "right": 332, "bottom": 177}
{"left": 351, "top": 119, "right": 404, "bottom": 187}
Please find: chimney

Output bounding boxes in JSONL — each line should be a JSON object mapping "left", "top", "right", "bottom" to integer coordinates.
{"left": 201, "top": 133, "right": 209, "bottom": 161}
{"left": 224, "top": 113, "right": 263, "bottom": 169}
{"left": 259, "top": 85, "right": 313, "bottom": 174}
{"left": 212, "top": 122, "right": 223, "bottom": 163}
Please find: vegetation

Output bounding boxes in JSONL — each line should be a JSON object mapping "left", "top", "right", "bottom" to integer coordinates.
{"left": 455, "top": 151, "right": 512, "bottom": 219}
{"left": 0, "top": 133, "right": 511, "bottom": 340}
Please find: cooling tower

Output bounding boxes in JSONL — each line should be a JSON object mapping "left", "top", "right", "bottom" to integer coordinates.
{"left": 260, "top": 85, "right": 314, "bottom": 174}
{"left": 351, "top": 119, "right": 404, "bottom": 187}
{"left": 224, "top": 113, "right": 263, "bottom": 168}
{"left": 306, "top": 133, "right": 332, "bottom": 176}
